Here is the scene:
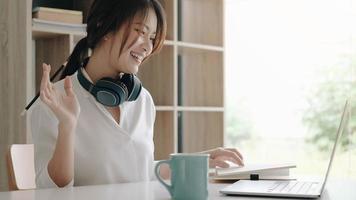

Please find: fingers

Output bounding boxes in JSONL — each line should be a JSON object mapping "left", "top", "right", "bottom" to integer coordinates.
{"left": 64, "top": 76, "right": 74, "bottom": 97}
{"left": 40, "top": 90, "right": 51, "bottom": 105}
{"left": 44, "top": 63, "right": 52, "bottom": 91}
{"left": 40, "top": 63, "right": 57, "bottom": 108}
{"left": 213, "top": 148, "right": 244, "bottom": 166}
{"left": 225, "top": 148, "right": 244, "bottom": 160}
{"left": 40, "top": 85, "right": 53, "bottom": 108}
{"left": 40, "top": 63, "right": 52, "bottom": 92}
{"left": 40, "top": 63, "right": 47, "bottom": 93}
{"left": 209, "top": 158, "right": 229, "bottom": 168}
{"left": 40, "top": 63, "right": 51, "bottom": 102}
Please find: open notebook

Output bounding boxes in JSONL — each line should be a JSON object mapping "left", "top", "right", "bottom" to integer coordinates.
{"left": 211, "top": 162, "right": 296, "bottom": 180}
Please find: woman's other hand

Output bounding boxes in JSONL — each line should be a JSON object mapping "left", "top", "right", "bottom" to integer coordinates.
{"left": 40, "top": 63, "right": 80, "bottom": 126}
{"left": 200, "top": 147, "right": 244, "bottom": 168}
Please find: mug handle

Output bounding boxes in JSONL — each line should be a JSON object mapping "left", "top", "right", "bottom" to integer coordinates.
{"left": 155, "top": 160, "right": 173, "bottom": 196}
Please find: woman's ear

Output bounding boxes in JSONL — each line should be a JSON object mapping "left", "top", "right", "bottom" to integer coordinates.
{"left": 103, "top": 32, "right": 114, "bottom": 41}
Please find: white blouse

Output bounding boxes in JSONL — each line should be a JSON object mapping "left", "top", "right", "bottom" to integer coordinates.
{"left": 29, "top": 69, "right": 156, "bottom": 188}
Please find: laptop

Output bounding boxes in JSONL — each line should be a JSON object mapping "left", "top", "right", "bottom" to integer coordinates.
{"left": 220, "top": 100, "right": 349, "bottom": 198}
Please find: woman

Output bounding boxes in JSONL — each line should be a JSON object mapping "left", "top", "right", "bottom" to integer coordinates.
{"left": 30, "top": 0, "right": 244, "bottom": 188}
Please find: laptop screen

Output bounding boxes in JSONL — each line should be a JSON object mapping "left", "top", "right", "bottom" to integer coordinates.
{"left": 320, "top": 100, "right": 349, "bottom": 192}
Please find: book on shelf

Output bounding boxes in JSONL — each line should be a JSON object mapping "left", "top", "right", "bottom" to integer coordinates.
{"left": 210, "top": 162, "right": 297, "bottom": 181}
{"left": 32, "top": 18, "right": 87, "bottom": 38}
{"left": 32, "top": 7, "right": 83, "bottom": 24}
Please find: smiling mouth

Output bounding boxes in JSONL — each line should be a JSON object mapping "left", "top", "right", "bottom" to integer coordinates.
{"left": 130, "top": 51, "right": 144, "bottom": 63}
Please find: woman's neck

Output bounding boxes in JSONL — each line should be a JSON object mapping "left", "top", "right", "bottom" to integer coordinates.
{"left": 85, "top": 51, "right": 119, "bottom": 83}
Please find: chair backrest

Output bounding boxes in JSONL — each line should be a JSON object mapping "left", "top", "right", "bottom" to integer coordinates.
{"left": 6, "top": 144, "right": 36, "bottom": 190}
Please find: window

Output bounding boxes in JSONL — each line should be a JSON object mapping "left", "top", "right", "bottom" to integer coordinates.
{"left": 225, "top": 0, "right": 356, "bottom": 179}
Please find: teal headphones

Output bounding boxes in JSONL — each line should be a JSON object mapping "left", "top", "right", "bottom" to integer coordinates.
{"left": 77, "top": 58, "right": 142, "bottom": 107}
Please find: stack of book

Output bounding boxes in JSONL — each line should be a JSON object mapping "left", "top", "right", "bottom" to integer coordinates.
{"left": 211, "top": 163, "right": 297, "bottom": 181}
{"left": 32, "top": 7, "right": 83, "bottom": 24}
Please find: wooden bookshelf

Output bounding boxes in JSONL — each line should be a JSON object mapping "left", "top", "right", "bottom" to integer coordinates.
{"left": 179, "top": 0, "right": 223, "bottom": 46}
{"left": 0, "top": 1, "right": 225, "bottom": 186}
{"left": 30, "top": 0, "right": 225, "bottom": 160}
{"left": 139, "top": 0, "right": 225, "bottom": 159}
{"left": 180, "top": 111, "right": 224, "bottom": 153}
{"left": 137, "top": 45, "right": 174, "bottom": 106}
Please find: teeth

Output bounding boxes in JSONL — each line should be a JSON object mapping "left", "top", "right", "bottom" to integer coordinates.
{"left": 130, "top": 52, "right": 143, "bottom": 62}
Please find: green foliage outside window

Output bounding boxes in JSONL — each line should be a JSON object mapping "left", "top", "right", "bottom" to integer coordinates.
{"left": 303, "top": 60, "right": 356, "bottom": 152}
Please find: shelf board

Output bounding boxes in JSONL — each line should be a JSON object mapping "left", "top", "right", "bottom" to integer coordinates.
{"left": 177, "top": 106, "right": 224, "bottom": 112}
{"left": 32, "top": 18, "right": 86, "bottom": 39}
{"left": 155, "top": 106, "right": 224, "bottom": 112}
{"left": 164, "top": 40, "right": 224, "bottom": 52}
{"left": 176, "top": 41, "right": 223, "bottom": 52}
{"left": 156, "top": 106, "right": 175, "bottom": 111}
{"left": 163, "top": 40, "right": 175, "bottom": 46}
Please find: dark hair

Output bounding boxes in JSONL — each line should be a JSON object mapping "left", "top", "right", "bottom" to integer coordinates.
{"left": 60, "top": 0, "right": 166, "bottom": 79}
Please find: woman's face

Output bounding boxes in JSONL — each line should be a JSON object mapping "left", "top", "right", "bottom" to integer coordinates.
{"left": 107, "top": 8, "right": 158, "bottom": 74}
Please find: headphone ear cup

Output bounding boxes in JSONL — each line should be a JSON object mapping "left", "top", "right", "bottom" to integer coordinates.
{"left": 120, "top": 74, "right": 142, "bottom": 101}
{"left": 96, "top": 78, "right": 128, "bottom": 106}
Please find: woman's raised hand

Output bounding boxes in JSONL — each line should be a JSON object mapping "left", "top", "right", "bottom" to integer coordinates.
{"left": 40, "top": 63, "right": 80, "bottom": 126}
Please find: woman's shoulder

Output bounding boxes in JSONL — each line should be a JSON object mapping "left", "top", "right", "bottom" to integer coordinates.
{"left": 135, "top": 87, "right": 155, "bottom": 109}
{"left": 138, "top": 87, "right": 154, "bottom": 104}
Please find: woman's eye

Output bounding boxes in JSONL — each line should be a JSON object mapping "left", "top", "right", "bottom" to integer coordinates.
{"left": 136, "top": 29, "right": 146, "bottom": 35}
{"left": 135, "top": 28, "right": 144, "bottom": 35}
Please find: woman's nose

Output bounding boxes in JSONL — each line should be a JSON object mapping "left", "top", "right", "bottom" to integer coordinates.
{"left": 141, "top": 37, "right": 153, "bottom": 54}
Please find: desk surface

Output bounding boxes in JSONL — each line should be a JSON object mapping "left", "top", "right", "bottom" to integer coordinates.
{"left": 1, "top": 179, "right": 355, "bottom": 200}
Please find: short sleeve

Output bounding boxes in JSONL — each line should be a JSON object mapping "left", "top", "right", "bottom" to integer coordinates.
{"left": 29, "top": 102, "right": 74, "bottom": 188}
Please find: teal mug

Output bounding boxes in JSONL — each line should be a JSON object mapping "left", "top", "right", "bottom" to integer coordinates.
{"left": 155, "top": 153, "right": 209, "bottom": 200}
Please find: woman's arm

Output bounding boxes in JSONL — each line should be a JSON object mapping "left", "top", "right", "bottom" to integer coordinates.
{"left": 40, "top": 63, "right": 80, "bottom": 187}
{"left": 47, "top": 122, "right": 76, "bottom": 187}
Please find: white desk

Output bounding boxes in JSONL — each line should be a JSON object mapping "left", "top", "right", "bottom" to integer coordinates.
{"left": 1, "top": 179, "right": 355, "bottom": 200}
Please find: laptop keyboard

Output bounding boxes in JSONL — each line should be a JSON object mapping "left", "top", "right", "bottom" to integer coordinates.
{"left": 267, "top": 181, "right": 320, "bottom": 194}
